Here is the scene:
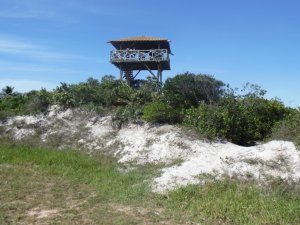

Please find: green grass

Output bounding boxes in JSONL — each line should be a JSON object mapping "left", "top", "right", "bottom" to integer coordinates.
{"left": 0, "top": 146, "right": 154, "bottom": 204}
{"left": 1, "top": 145, "right": 300, "bottom": 224}
{"left": 165, "top": 181, "right": 300, "bottom": 225}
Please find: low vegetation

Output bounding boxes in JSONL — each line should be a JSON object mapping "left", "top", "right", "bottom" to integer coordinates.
{"left": 271, "top": 110, "right": 300, "bottom": 147}
{"left": 1, "top": 145, "right": 299, "bottom": 224}
{"left": 183, "top": 87, "right": 289, "bottom": 145}
{"left": 1, "top": 72, "right": 299, "bottom": 146}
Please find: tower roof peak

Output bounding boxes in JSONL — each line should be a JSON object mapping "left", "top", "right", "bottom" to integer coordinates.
{"left": 108, "top": 36, "right": 170, "bottom": 42}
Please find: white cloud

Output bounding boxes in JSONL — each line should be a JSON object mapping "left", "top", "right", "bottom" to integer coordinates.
{"left": 0, "top": 79, "right": 56, "bottom": 92}
{"left": 0, "top": 37, "right": 69, "bottom": 61}
{"left": 0, "top": 64, "right": 85, "bottom": 74}
{"left": 0, "top": 0, "right": 61, "bottom": 20}
{"left": 0, "top": 0, "right": 104, "bottom": 21}
{"left": 0, "top": 36, "right": 97, "bottom": 62}
{"left": 0, "top": 10, "right": 54, "bottom": 20}
{"left": 0, "top": 0, "right": 122, "bottom": 23}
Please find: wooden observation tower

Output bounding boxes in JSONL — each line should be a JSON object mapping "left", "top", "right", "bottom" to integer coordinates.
{"left": 108, "top": 36, "right": 171, "bottom": 85}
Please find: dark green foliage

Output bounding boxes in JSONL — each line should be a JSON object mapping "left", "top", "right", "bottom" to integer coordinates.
{"left": 0, "top": 86, "right": 24, "bottom": 119}
{"left": 0, "top": 76, "right": 159, "bottom": 122}
{"left": 0, "top": 95, "right": 27, "bottom": 119}
{"left": 183, "top": 89, "right": 288, "bottom": 146}
{"left": 111, "top": 77, "right": 162, "bottom": 127}
{"left": 139, "top": 76, "right": 162, "bottom": 93}
{"left": 24, "top": 89, "right": 52, "bottom": 114}
{"left": 52, "top": 76, "right": 121, "bottom": 108}
{"left": 110, "top": 82, "right": 136, "bottom": 106}
{"left": 183, "top": 103, "right": 228, "bottom": 140}
{"left": 163, "top": 72, "right": 225, "bottom": 108}
{"left": 112, "top": 103, "right": 144, "bottom": 128}
{"left": 0, "top": 88, "right": 52, "bottom": 119}
{"left": 0, "top": 73, "right": 297, "bottom": 147}
{"left": 271, "top": 109, "right": 300, "bottom": 146}
{"left": 142, "top": 100, "right": 181, "bottom": 124}
{"left": 1, "top": 86, "right": 15, "bottom": 96}
{"left": 69, "top": 78, "right": 103, "bottom": 106}
{"left": 93, "top": 75, "right": 125, "bottom": 107}
{"left": 111, "top": 80, "right": 159, "bottom": 127}
{"left": 52, "top": 82, "right": 76, "bottom": 107}
{"left": 51, "top": 76, "right": 156, "bottom": 110}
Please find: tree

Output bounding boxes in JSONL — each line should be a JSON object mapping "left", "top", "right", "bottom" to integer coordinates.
{"left": 163, "top": 72, "right": 225, "bottom": 108}
{"left": 86, "top": 77, "right": 99, "bottom": 85}
{"left": 1, "top": 86, "right": 14, "bottom": 97}
{"left": 101, "top": 75, "right": 116, "bottom": 85}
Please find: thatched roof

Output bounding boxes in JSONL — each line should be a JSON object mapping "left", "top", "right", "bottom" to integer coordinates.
{"left": 108, "top": 36, "right": 171, "bottom": 53}
{"left": 109, "top": 36, "right": 170, "bottom": 42}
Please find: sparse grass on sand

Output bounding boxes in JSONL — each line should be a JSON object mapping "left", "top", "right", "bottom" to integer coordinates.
{"left": 1, "top": 145, "right": 300, "bottom": 224}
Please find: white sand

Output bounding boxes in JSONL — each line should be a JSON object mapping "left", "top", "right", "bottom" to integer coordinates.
{"left": 2, "top": 106, "right": 299, "bottom": 193}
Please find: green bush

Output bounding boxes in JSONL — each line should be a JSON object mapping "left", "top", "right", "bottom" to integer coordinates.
{"left": 164, "top": 72, "right": 225, "bottom": 109}
{"left": 24, "top": 89, "right": 52, "bottom": 114}
{"left": 52, "top": 83, "right": 75, "bottom": 108}
{"left": 183, "top": 96, "right": 288, "bottom": 146}
{"left": 70, "top": 81, "right": 103, "bottom": 106}
{"left": 52, "top": 77, "right": 122, "bottom": 108}
{"left": 142, "top": 100, "right": 181, "bottom": 124}
{"left": 0, "top": 88, "right": 52, "bottom": 119}
{"left": 271, "top": 109, "right": 300, "bottom": 146}
{"left": 0, "top": 95, "right": 27, "bottom": 119}
{"left": 183, "top": 103, "right": 229, "bottom": 140}
{"left": 112, "top": 103, "right": 144, "bottom": 128}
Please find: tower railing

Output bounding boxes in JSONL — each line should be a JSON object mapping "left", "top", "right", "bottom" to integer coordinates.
{"left": 110, "top": 49, "right": 169, "bottom": 62}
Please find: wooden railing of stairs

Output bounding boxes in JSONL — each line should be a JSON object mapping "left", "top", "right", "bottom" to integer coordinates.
{"left": 124, "top": 70, "right": 134, "bottom": 85}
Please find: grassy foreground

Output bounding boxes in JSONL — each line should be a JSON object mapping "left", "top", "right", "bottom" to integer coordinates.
{"left": 0, "top": 146, "right": 300, "bottom": 224}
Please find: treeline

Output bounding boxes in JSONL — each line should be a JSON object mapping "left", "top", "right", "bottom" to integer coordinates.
{"left": 0, "top": 73, "right": 299, "bottom": 146}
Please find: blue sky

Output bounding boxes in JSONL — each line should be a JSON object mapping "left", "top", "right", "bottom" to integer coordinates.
{"left": 0, "top": 0, "right": 299, "bottom": 107}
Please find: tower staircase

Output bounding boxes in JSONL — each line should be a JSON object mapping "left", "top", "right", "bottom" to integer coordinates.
{"left": 124, "top": 70, "right": 134, "bottom": 84}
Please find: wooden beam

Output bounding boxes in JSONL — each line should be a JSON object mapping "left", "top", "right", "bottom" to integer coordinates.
{"left": 143, "top": 63, "right": 156, "bottom": 77}
{"left": 119, "top": 67, "right": 123, "bottom": 80}
{"left": 133, "top": 70, "right": 141, "bottom": 79}
{"left": 157, "top": 62, "right": 163, "bottom": 83}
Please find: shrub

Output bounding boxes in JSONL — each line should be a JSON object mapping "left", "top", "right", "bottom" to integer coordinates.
{"left": 112, "top": 103, "right": 143, "bottom": 128}
{"left": 183, "top": 96, "right": 288, "bottom": 146}
{"left": 0, "top": 88, "right": 53, "bottom": 119}
{"left": 183, "top": 103, "right": 229, "bottom": 140}
{"left": 52, "top": 83, "right": 75, "bottom": 108}
{"left": 142, "top": 100, "right": 181, "bottom": 124}
{"left": 271, "top": 109, "right": 300, "bottom": 146}
{"left": 163, "top": 72, "right": 225, "bottom": 109}
{"left": 52, "top": 78, "right": 114, "bottom": 108}
{"left": 70, "top": 81, "right": 103, "bottom": 106}
{"left": 24, "top": 89, "right": 52, "bottom": 114}
{"left": 0, "top": 95, "right": 27, "bottom": 119}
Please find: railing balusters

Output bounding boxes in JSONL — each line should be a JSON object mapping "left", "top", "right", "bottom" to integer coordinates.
{"left": 110, "top": 49, "right": 169, "bottom": 62}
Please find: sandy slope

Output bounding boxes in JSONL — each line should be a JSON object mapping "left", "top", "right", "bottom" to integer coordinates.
{"left": 1, "top": 106, "right": 299, "bottom": 193}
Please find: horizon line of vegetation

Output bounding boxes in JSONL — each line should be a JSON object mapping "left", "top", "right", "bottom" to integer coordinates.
{"left": 0, "top": 72, "right": 299, "bottom": 147}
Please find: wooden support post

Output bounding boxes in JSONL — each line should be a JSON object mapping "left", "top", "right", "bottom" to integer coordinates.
{"left": 159, "top": 71, "right": 162, "bottom": 83}
{"left": 157, "top": 62, "right": 162, "bottom": 83}
{"left": 119, "top": 68, "right": 123, "bottom": 80}
{"left": 143, "top": 63, "right": 156, "bottom": 77}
